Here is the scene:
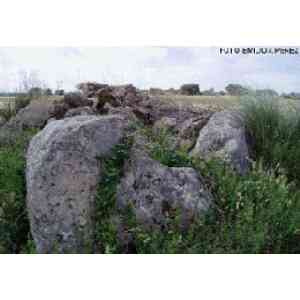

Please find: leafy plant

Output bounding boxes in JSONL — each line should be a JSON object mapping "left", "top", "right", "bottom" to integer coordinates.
{"left": 141, "top": 126, "right": 192, "bottom": 167}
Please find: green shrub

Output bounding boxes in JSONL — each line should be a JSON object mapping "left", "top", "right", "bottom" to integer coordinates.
{"left": 191, "top": 160, "right": 300, "bottom": 253}
{"left": 0, "top": 129, "right": 38, "bottom": 253}
{"left": 141, "top": 126, "right": 192, "bottom": 167}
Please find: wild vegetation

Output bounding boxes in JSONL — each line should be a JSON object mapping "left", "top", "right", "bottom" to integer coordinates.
{"left": 0, "top": 129, "right": 38, "bottom": 253}
{"left": 94, "top": 125, "right": 300, "bottom": 254}
{"left": 0, "top": 86, "right": 300, "bottom": 254}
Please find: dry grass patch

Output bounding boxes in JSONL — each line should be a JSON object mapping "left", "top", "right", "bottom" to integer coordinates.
{"left": 155, "top": 95, "right": 240, "bottom": 111}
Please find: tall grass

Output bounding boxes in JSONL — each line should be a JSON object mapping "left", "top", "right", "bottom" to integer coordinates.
{"left": 241, "top": 95, "right": 300, "bottom": 186}
{"left": 0, "top": 101, "right": 16, "bottom": 122}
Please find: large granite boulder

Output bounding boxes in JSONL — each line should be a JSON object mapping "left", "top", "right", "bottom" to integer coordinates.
{"left": 26, "top": 115, "right": 127, "bottom": 253}
{"left": 190, "top": 110, "right": 250, "bottom": 174}
{"left": 116, "top": 136, "right": 212, "bottom": 231}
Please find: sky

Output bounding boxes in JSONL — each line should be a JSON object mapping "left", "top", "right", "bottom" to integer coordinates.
{"left": 0, "top": 47, "right": 299, "bottom": 93}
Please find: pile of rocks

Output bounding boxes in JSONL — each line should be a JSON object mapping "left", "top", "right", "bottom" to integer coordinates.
{"left": 95, "top": 84, "right": 143, "bottom": 110}
{"left": 0, "top": 81, "right": 252, "bottom": 253}
{"left": 76, "top": 82, "right": 108, "bottom": 98}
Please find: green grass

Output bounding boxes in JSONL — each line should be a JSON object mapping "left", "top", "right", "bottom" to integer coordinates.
{"left": 0, "top": 129, "right": 38, "bottom": 253}
{"left": 94, "top": 136, "right": 133, "bottom": 253}
{"left": 242, "top": 96, "right": 300, "bottom": 186}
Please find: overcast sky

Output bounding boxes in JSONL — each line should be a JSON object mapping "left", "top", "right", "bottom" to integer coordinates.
{"left": 0, "top": 47, "right": 299, "bottom": 93}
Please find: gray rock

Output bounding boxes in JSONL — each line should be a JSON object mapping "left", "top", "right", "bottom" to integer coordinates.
{"left": 64, "top": 106, "right": 95, "bottom": 118}
{"left": 77, "top": 82, "right": 108, "bottom": 98}
{"left": 116, "top": 137, "right": 212, "bottom": 230}
{"left": 139, "top": 97, "right": 213, "bottom": 125}
{"left": 0, "top": 101, "right": 55, "bottom": 146}
{"left": 176, "top": 116, "right": 210, "bottom": 151}
{"left": 190, "top": 110, "right": 250, "bottom": 174}
{"left": 94, "top": 84, "right": 144, "bottom": 111}
{"left": 153, "top": 117, "right": 177, "bottom": 135}
{"left": 12, "top": 100, "right": 53, "bottom": 129}
{"left": 26, "top": 115, "right": 127, "bottom": 253}
{"left": 104, "top": 103, "right": 138, "bottom": 124}
{"left": 63, "top": 92, "right": 93, "bottom": 109}
{"left": 152, "top": 114, "right": 212, "bottom": 151}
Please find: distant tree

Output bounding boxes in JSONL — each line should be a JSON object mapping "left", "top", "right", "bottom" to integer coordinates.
{"left": 180, "top": 84, "right": 200, "bottom": 95}
{"left": 55, "top": 89, "right": 64, "bottom": 96}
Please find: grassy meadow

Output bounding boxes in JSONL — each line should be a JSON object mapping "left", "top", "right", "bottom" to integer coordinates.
{"left": 155, "top": 94, "right": 300, "bottom": 112}
{"left": 155, "top": 95, "right": 239, "bottom": 110}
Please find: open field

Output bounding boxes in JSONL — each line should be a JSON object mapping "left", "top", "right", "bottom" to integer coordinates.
{"left": 0, "top": 97, "right": 15, "bottom": 109}
{"left": 155, "top": 94, "right": 300, "bottom": 112}
{"left": 0, "top": 96, "right": 63, "bottom": 110}
{"left": 155, "top": 95, "right": 240, "bottom": 110}
{"left": 1, "top": 94, "right": 299, "bottom": 114}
